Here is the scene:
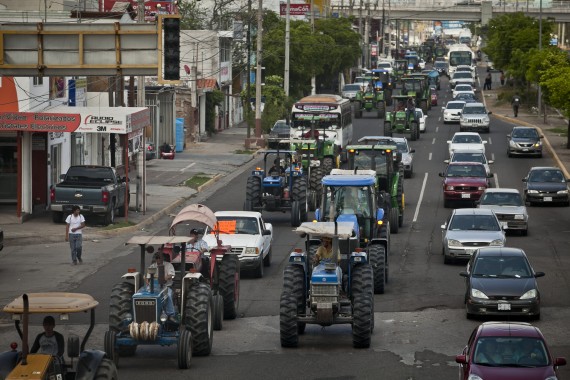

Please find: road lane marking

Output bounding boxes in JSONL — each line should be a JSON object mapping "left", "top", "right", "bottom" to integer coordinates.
{"left": 432, "top": 138, "right": 436, "bottom": 145}
{"left": 180, "top": 162, "right": 196, "bottom": 172}
{"left": 429, "top": 152, "right": 432, "bottom": 160}
{"left": 413, "top": 172, "right": 429, "bottom": 223}
{"left": 488, "top": 137, "right": 493, "bottom": 145}
{"left": 494, "top": 173, "right": 500, "bottom": 188}
{"left": 436, "top": 126, "right": 439, "bottom": 133}
{"left": 491, "top": 153, "right": 495, "bottom": 161}
{"left": 438, "top": 117, "right": 442, "bottom": 122}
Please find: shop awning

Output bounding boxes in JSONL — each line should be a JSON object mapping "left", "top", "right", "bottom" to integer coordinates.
{"left": 0, "top": 106, "right": 150, "bottom": 134}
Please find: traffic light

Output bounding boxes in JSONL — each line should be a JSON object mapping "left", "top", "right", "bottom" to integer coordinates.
{"left": 163, "top": 17, "right": 180, "bottom": 81}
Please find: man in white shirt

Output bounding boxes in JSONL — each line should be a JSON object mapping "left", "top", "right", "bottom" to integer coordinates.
{"left": 188, "top": 228, "right": 209, "bottom": 253}
{"left": 146, "top": 251, "right": 177, "bottom": 321}
{"left": 65, "top": 205, "right": 86, "bottom": 265}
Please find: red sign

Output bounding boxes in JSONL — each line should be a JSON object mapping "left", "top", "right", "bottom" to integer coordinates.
{"left": 103, "top": 0, "right": 177, "bottom": 22}
{"left": 0, "top": 112, "right": 81, "bottom": 133}
{"left": 280, "top": 3, "right": 311, "bottom": 16}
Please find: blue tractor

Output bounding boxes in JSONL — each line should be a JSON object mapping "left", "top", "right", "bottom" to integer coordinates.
{"left": 280, "top": 222, "right": 374, "bottom": 348}
{"left": 314, "top": 169, "right": 390, "bottom": 294}
{"left": 244, "top": 150, "right": 308, "bottom": 227}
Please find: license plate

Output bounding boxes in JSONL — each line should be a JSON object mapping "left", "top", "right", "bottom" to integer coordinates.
{"left": 472, "top": 124, "right": 478, "bottom": 128}
{"left": 523, "top": 148, "right": 529, "bottom": 152}
{"left": 461, "top": 193, "right": 471, "bottom": 199}
{"left": 544, "top": 197, "right": 553, "bottom": 202}
{"left": 498, "top": 303, "right": 511, "bottom": 311}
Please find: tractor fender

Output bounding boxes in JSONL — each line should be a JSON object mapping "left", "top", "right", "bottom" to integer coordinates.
{"left": 75, "top": 349, "right": 106, "bottom": 380}
{"left": 121, "top": 272, "right": 141, "bottom": 294}
{"left": 287, "top": 251, "right": 308, "bottom": 274}
{"left": 0, "top": 350, "right": 19, "bottom": 379}
{"left": 183, "top": 272, "right": 203, "bottom": 281}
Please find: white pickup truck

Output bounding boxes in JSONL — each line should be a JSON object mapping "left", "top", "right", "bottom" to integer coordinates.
{"left": 203, "top": 211, "right": 273, "bottom": 278}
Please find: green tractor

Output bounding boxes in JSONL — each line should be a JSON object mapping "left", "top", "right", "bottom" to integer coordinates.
{"left": 289, "top": 117, "right": 338, "bottom": 210}
{"left": 383, "top": 95, "right": 420, "bottom": 141}
{"left": 393, "top": 59, "right": 408, "bottom": 83}
{"left": 346, "top": 139, "right": 405, "bottom": 233}
{"left": 401, "top": 76, "right": 429, "bottom": 113}
{"left": 354, "top": 82, "right": 386, "bottom": 119}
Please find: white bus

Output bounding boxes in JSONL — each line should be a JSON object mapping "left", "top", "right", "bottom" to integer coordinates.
{"left": 447, "top": 44, "right": 473, "bottom": 77}
{"left": 290, "top": 94, "right": 353, "bottom": 161}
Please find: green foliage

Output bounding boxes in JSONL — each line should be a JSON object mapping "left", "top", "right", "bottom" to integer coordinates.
{"left": 205, "top": 89, "right": 225, "bottom": 135}
{"left": 178, "top": 0, "right": 207, "bottom": 30}
{"left": 261, "top": 75, "right": 287, "bottom": 133}
{"left": 541, "top": 65, "right": 570, "bottom": 118}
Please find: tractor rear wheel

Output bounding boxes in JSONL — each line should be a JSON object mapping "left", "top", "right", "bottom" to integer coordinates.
{"left": 245, "top": 177, "right": 262, "bottom": 211}
{"left": 410, "top": 122, "right": 418, "bottom": 141}
{"left": 384, "top": 122, "right": 392, "bottom": 137}
{"left": 389, "top": 207, "right": 399, "bottom": 234}
{"left": 93, "top": 358, "right": 119, "bottom": 380}
{"left": 352, "top": 293, "right": 373, "bottom": 348}
{"left": 184, "top": 282, "right": 213, "bottom": 356}
{"left": 219, "top": 254, "right": 240, "bottom": 319}
{"left": 177, "top": 329, "right": 193, "bottom": 369}
{"left": 279, "top": 292, "right": 299, "bottom": 347}
{"left": 368, "top": 244, "right": 387, "bottom": 294}
{"left": 292, "top": 178, "right": 308, "bottom": 222}
{"left": 420, "top": 100, "right": 428, "bottom": 113}
{"left": 212, "top": 295, "right": 223, "bottom": 331}
{"left": 322, "top": 157, "right": 334, "bottom": 175}
{"left": 109, "top": 281, "right": 137, "bottom": 356}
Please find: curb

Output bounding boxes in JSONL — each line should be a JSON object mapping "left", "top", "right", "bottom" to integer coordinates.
{"left": 492, "top": 113, "right": 570, "bottom": 179}
{"left": 197, "top": 173, "right": 223, "bottom": 193}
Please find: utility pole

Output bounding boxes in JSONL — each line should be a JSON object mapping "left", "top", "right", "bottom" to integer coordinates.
{"left": 246, "top": 0, "right": 252, "bottom": 139}
{"left": 380, "top": 0, "right": 385, "bottom": 57}
{"left": 254, "top": 0, "right": 263, "bottom": 138}
{"left": 284, "top": 0, "right": 290, "bottom": 97}
{"left": 137, "top": 0, "right": 146, "bottom": 110}
{"left": 311, "top": 0, "right": 316, "bottom": 94}
{"left": 538, "top": 0, "right": 543, "bottom": 119}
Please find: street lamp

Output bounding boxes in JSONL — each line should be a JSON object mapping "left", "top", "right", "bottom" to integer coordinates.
{"left": 538, "top": 0, "right": 542, "bottom": 117}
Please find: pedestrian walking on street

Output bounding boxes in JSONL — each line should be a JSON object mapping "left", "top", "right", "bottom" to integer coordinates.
{"left": 65, "top": 205, "right": 85, "bottom": 265}
{"left": 484, "top": 73, "right": 492, "bottom": 90}
{"left": 500, "top": 71, "right": 505, "bottom": 86}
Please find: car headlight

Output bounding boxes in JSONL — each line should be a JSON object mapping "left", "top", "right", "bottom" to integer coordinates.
{"left": 477, "top": 186, "right": 486, "bottom": 190}
{"left": 471, "top": 288, "right": 489, "bottom": 299}
{"left": 489, "top": 239, "right": 505, "bottom": 246}
{"left": 527, "top": 189, "right": 539, "bottom": 194}
{"left": 509, "top": 140, "right": 516, "bottom": 146}
{"left": 557, "top": 190, "right": 568, "bottom": 194}
{"left": 447, "top": 239, "right": 462, "bottom": 247}
{"left": 520, "top": 289, "right": 537, "bottom": 299}
{"left": 467, "top": 375, "right": 483, "bottom": 380}
{"left": 544, "top": 376, "right": 559, "bottom": 380}
{"left": 245, "top": 247, "right": 260, "bottom": 255}
{"left": 533, "top": 142, "right": 542, "bottom": 147}
{"left": 514, "top": 214, "right": 525, "bottom": 220}
{"left": 445, "top": 185, "right": 455, "bottom": 190}
{"left": 483, "top": 117, "right": 489, "bottom": 123}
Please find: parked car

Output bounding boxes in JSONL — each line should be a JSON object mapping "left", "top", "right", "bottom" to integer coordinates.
{"left": 145, "top": 142, "right": 157, "bottom": 161}
{"left": 448, "top": 132, "right": 487, "bottom": 157}
{"left": 441, "top": 208, "right": 505, "bottom": 264}
{"left": 353, "top": 76, "right": 368, "bottom": 91}
{"left": 341, "top": 84, "right": 362, "bottom": 101}
{"left": 460, "top": 247, "right": 544, "bottom": 319}
{"left": 477, "top": 188, "right": 528, "bottom": 235}
{"left": 456, "top": 322, "right": 566, "bottom": 379}
{"left": 415, "top": 108, "right": 428, "bottom": 133}
{"left": 439, "top": 162, "right": 493, "bottom": 207}
{"left": 442, "top": 100, "right": 466, "bottom": 124}
{"left": 522, "top": 166, "right": 570, "bottom": 206}
{"left": 445, "top": 150, "right": 494, "bottom": 176}
{"left": 267, "top": 119, "right": 291, "bottom": 149}
{"left": 203, "top": 211, "right": 273, "bottom": 278}
{"left": 507, "top": 126, "right": 543, "bottom": 157}
{"left": 460, "top": 102, "right": 491, "bottom": 133}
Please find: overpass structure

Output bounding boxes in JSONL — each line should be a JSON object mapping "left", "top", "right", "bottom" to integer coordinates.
{"left": 331, "top": 1, "right": 570, "bottom": 23}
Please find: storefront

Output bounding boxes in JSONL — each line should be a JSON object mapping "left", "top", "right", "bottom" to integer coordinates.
{"left": 0, "top": 107, "right": 150, "bottom": 222}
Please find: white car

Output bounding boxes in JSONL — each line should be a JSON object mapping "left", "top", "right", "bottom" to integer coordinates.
{"left": 353, "top": 76, "right": 368, "bottom": 91}
{"left": 445, "top": 149, "right": 494, "bottom": 176}
{"left": 442, "top": 100, "right": 466, "bottom": 124}
{"left": 376, "top": 61, "right": 393, "bottom": 74}
{"left": 447, "top": 132, "right": 487, "bottom": 157}
{"left": 452, "top": 84, "right": 475, "bottom": 99}
{"left": 456, "top": 64, "right": 477, "bottom": 80}
{"left": 203, "top": 211, "right": 273, "bottom": 278}
{"left": 450, "top": 71, "right": 476, "bottom": 88}
{"left": 415, "top": 108, "right": 428, "bottom": 133}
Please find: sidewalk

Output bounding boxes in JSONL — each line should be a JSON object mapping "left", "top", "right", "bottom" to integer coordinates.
{"left": 482, "top": 86, "right": 570, "bottom": 179}
{"left": 0, "top": 123, "right": 258, "bottom": 246}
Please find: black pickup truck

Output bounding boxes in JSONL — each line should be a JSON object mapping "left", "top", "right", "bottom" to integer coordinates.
{"left": 50, "top": 165, "right": 129, "bottom": 225}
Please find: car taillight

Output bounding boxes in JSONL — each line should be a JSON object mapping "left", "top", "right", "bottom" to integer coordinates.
{"left": 102, "top": 191, "right": 110, "bottom": 204}
{"left": 50, "top": 187, "right": 55, "bottom": 201}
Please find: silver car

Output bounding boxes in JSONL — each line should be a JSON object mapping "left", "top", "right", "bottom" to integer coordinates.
{"left": 477, "top": 188, "right": 528, "bottom": 236}
{"left": 441, "top": 208, "right": 506, "bottom": 264}
{"left": 341, "top": 84, "right": 362, "bottom": 101}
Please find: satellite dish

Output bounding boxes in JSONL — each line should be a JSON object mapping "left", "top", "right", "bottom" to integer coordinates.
{"left": 184, "top": 65, "right": 190, "bottom": 75}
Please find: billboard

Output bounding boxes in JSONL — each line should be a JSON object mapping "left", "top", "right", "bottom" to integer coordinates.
{"left": 279, "top": 3, "right": 311, "bottom": 16}
{"left": 105, "top": 0, "right": 177, "bottom": 22}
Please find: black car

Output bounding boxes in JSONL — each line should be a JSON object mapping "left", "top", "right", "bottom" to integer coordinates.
{"left": 522, "top": 166, "right": 570, "bottom": 206}
{"left": 507, "top": 126, "right": 543, "bottom": 157}
{"left": 460, "top": 247, "right": 544, "bottom": 320}
{"left": 267, "top": 120, "right": 291, "bottom": 149}
{"left": 434, "top": 61, "right": 448, "bottom": 77}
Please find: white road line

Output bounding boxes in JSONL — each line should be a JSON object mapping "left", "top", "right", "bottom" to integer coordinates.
{"left": 494, "top": 173, "right": 500, "bottom": 188}
{"left": 438, "top": 117, "right": 442, "bottom": 122}
{"left": 432, "top": 138, "right": 436, "bottom": 145}
{"left": 429, "top": 152, "right": 432, "bottom": 160}
{"left": 436, "top": 126, "right": 439, "bottom": 133}
{"left": 413, "top": 173, "right": 429, "bottom": 223}
{"left": 488, "top": 137, "right": 493, "bottom": 145}
{"left": 491, "top": 153, "right": 495, "bottom": 161}
{"left": 180, "top": 162, "right": 196, "bottom": 172}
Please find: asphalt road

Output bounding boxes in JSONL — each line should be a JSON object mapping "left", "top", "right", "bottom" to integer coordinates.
{"left": 2, "top": 69, "right": 570, "bottom": 380}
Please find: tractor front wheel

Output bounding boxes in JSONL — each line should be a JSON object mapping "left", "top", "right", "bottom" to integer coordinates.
{"left": 383, "top": 122, "right": 392, "bottom": 137}
{"left": 212, "top": 294, "right": 223, "bottom": 331}
{"left": 184, "top": 282, "right": 214, "bottom": 356}
{"left": 352, "top": 294, "right": 373, "bottom": 348}
{"left": 109, "top": 281, "right": 137, "bottom": 357}
{"left": 177, "top": 329, "right": 193, "bottom": 369}
{"left": 368, "top": 244, "right": 387, "bottom": 294}
{"left": 280, "top": 292, "right": 299, "bottom": 347}
{"left": 410, "top": 122, "right": 418, "bottom": 141}
{"left": 389, "top": 207, "right": 399, "bottom": 234}
{"left": 93, "top": 358, "right": 119, "bottom": 380}
{"left": 219, "top": 254, "right": 240, "bottom": 319}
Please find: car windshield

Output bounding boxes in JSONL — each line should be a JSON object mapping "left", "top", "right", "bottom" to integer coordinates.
{"left": 343, "top": 84, "right": 361, "bottom": 91}
{"left": 446, "top": 164, "right": 486, "bottom": 178}
{"left": 453, "top": 72, "right": 473, "bottom": 79}
{"left": 455, "top": 85, "right": 472, "bottom": 91}
{"left": 473, "top": 337, "right": 548, "bottom": 366}
{"left": 435, "top": 62, "right": 448, "bottom": 68}
{"left": 453, "top": 135, "right": 482, "bottom": 144}
{"left": 480, "top": 192, "right": 523, "bottom": 206}
{"left": 473, "top": 256, "right": 532, "bottom": 278}
{"left": 214, "top": 216, "right": 260, "bottom": 235}
{"left": 449, "top": 214, "right": 500, "bottom": 231}
{"left": 463, "top": 106, "right": 487, "bottom": 114}
{"left": 414, "top": 110, "right": 423, "bottom": 119}
{"left": 354, "top": 77, "right": 366, "bottom": 84}
{"left": 452, "top": 152, "right": 486, "bottom": 164}
{"left": 446, "top": 102, "right": 465, "bottom": 110}
{"left": 529, "top": 170, "right": 566, "bottom": 183}
{"left": 378, "top": 63, "right": 391, "bottom": 69}
{"left": 272, "top": 123, "right": 289, "bottom": 133}
{"left": 512, "top": 128, "right": 539, "bottom": 138}
{"left": 455, "top": 93, "right": 476, "bottom": 100}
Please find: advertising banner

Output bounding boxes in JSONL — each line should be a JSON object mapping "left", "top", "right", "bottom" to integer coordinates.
{"left": 279, "top": 3, "right": 311, "bottom": 16}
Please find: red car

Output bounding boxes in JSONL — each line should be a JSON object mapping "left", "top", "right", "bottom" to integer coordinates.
{"left": 456, "top": 322, "right": 566, "bottom": 380}
{"left": 439, "top": 162, "right": 492, "bottom": 208}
